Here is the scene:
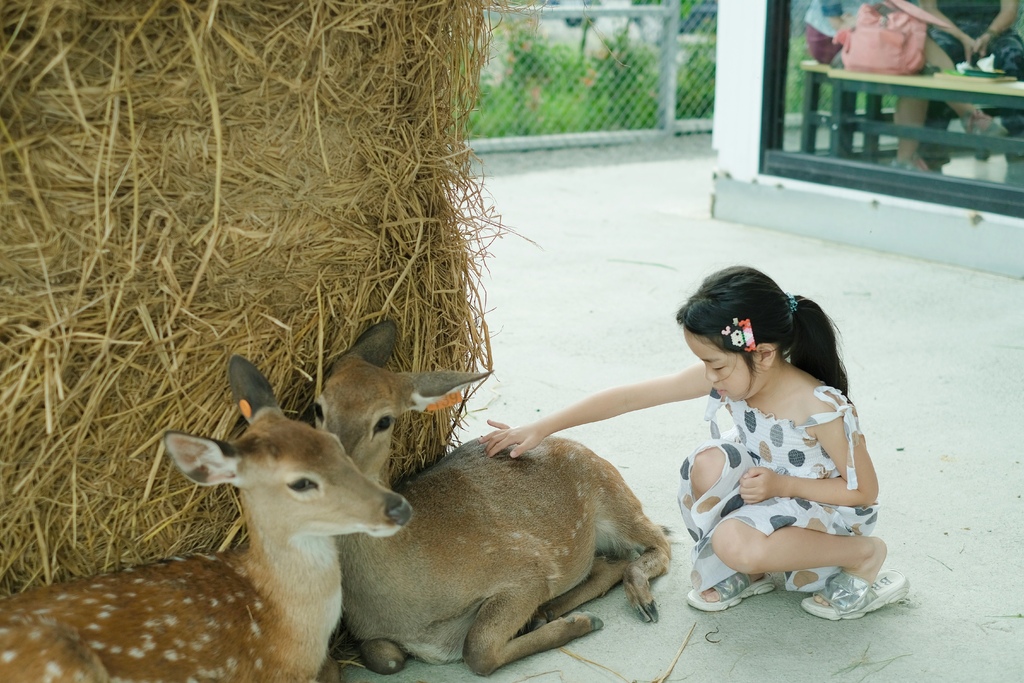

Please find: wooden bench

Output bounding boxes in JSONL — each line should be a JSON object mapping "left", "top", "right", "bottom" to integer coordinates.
{"left": 799, "top": 60, "right": 1024, "bottom": 163}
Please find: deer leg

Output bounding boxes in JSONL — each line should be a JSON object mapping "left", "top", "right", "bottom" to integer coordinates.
{"left": 609, "top": 515, "right": 672, "bottom": 623}
{"left": 359, "top": 638, "right": 407, "bottom": 675}
{"left": 463, "top": 591, "right": 602, "bottom": 676}
{"left": 621, "top": 542, "right": 672, "bottom": 622}
{"left": 535, "top": 556, "right": 630, "bottom": 622}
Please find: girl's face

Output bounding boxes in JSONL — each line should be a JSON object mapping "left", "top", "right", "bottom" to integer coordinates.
{"left": 684, "top": 330, "right": 754, "bottom": 400}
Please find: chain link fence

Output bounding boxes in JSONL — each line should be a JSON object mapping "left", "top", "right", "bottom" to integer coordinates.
{"left": 470, "top": 1, "right": 717, "bottom": 152}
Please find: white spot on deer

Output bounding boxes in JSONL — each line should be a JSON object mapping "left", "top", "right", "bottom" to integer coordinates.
{"left": 164, "top": 650, "right": 181, "bottom": 662}
{"left": 85, "top": 623, "right": 101, "bottom": 632}
{"left": 209, "top": 598, "right": 220, "bottom": 608}
{"left": 254, "top": 657, "right": 263, "bottom": 670}
{"left": 109, "top": 646, "right": 122, "bottom": 655}
{"left": 2, "top": 651, "right": 17, "bottom": 663}
{"left": 82, "top": 598, "right": 98, "bottom": 606}
{"left": 164, "top": 615, "right": 179, "bottom": 627}
{"left": 55, "top": 594, "right": 72, "bottom": 602}
{"left": 97, "top": 611, "right": 111, "bottom": 619}
{"left": 182, "top": 597, "right": 194, "bottom": 605}
{"left": 43, "top": 662, "right": 62, "bottom": 681}
{"left": 128, "top": 647, "right": 145, "bottom": 659}
{"left": 88, "top": 641, "right": 105, "bottom": 650}
{"left": 250, "top": 621, "right": 261, "bottom": 638}
{"left": 28, "top": 630, "right": 41, "bottom": 641}
{"left": 197, "top": 666, "right": 225, "bottom": 678}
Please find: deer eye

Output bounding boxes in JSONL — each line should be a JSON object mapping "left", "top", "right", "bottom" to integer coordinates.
{"left": 374, "top": 416, "right": 394, "bottom": 433}
{"left": 313, "top": 402, "right": 324, "bottom": 423}
{"left": 288, "top": 478, "right": 318, "bottom": 492}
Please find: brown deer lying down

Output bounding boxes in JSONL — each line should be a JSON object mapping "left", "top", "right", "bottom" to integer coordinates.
{"left": 0, "top": 355, "right": 411, "bottom": 683}
{"left": 314, "top": 321, "right": 671, "bottom": 676}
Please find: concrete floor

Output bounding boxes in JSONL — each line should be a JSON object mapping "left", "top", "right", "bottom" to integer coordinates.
{"left": 343, "top": 136, "right": 1024, "bottom": 683}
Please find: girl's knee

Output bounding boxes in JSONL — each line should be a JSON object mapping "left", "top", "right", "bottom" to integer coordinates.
{"left": 689, "top": 448, "right": 726, "bottom": 499}
{"left": 712, "top": 520, "right": 764, "bottom": 574}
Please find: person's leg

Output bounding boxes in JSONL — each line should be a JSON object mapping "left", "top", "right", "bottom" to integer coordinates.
{"left": 924, "top": 38, "right": 1006, "bottom": 134}
{"left": 712, "top": 519, "right": 887, "bottom": 606}
{"left": 805, "top": 24, "right": 841, "bottom": 66}
{"left": 991, "top": 32, "right": 1024, "bottom": 136}
{"left": 684, "top": 447, "right": 765, "bottom": 604}
{"left": 894, "top": 97, "right": 930, "bottom": 168}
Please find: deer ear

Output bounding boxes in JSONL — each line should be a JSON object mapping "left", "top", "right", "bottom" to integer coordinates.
{"left": 343, "top": 320, "right": 397, "bottom": 368}
{"left": 228, "top": 355, "right": 280, "bottom": 423}
{"left": 164, "top": 431, "right": 241, "bottom": 486}
{"left": 407, "top": 371, "right": 491, "bottom": 413}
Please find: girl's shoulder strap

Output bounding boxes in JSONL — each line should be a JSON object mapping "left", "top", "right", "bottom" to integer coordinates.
{"left": 704, "top": 389, "right": 729, "bottom": 439}
{"left": 805, "top": 385, "right": 862, "bottom": 490}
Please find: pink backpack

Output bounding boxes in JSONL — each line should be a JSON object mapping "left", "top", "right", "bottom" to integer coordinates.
{"left": 834, "top": 0, "right": 952, "bottom": 75}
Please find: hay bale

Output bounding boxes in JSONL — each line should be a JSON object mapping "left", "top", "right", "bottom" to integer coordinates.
{"left": 0, "top": 0, "right": 497, "bottom": 598}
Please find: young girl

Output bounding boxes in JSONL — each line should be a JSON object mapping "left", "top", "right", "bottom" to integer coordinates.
{"left": 480, "top": 266, "right": 908, "bottom": 620}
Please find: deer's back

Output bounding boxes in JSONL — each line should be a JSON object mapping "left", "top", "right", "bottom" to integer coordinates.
{"left": 338, "top": 436, "right": 643, "bottom": 655}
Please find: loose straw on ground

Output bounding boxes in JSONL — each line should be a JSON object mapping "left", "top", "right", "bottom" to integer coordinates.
{"left": 559, "top": 620, "right": 697, "bottom": 683}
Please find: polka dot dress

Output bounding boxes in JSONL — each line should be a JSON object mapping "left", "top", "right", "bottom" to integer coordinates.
{"left": 677, "top": 386, "right": 878, "bottom": 594}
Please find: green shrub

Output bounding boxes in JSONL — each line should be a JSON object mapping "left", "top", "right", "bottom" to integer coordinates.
{"left": 471, "top": 18, "right": 669, "bottom": 138}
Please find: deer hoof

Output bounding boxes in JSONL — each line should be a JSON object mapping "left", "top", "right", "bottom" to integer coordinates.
{"left": 636, "top": 599, "right": 660, "bottom": 623}
{"left": 567, "top": 611, "right": 604, "bottom": 632}
{"left": 361, "top": 639, "right": 407, "bottom": 675}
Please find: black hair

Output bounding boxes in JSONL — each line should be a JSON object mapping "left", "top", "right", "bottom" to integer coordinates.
{"left": 675, "top": 266, "right": 849, "bottom": 397}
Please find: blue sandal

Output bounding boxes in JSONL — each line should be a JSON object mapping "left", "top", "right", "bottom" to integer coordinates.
{"left": 687, "top": 573, "right": 775, "bottom": 612}
{"left": 801, "top": 569, "right": 909, "bottom": 620}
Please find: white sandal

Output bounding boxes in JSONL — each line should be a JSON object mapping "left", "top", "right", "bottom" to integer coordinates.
{"left": 801, "top": 569, "right": 909, "bottom": 620}
{"left": 687, "top": 573, "right": 775, "bottom": 612}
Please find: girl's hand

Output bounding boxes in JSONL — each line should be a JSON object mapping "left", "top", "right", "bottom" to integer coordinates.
{"left": 739, "top": 467, "right": 787, "bottom": 504}
{"left": 480, "top": 419, "right": 545, "bottom": 458}
{"left": 960, "top": 35, "right": 976, "bottom": 64}
{"left": 973, "top": 32, "right": 993, "bottom": 58}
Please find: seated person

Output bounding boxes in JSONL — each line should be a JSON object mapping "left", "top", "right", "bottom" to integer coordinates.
{"left": 803, "top": 0, "right": 859, "bottom": 66}
{"left": 918, "top": 0, "right": 1024, "bottom": 167}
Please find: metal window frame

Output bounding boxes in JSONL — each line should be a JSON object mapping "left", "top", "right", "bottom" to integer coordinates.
{"left": 759, "top": 0, "right": 1024, "bottom": 218}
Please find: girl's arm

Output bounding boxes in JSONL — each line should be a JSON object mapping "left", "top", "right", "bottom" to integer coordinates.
{"left": 974, "top": 0, "right": 1020, "bottom": 56}
{"left": 481, "top": 362, "right": 712, "bottom": 458}
{"left": 739, "top": 417, "right": 879, "bottom": 508}
{"left": 919, "top": 0, "right": 978, "bottom": 62}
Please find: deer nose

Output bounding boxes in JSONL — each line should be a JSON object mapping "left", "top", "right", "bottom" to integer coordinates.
{"left": 386, "top": 494, "right": 412, "bottom": 526}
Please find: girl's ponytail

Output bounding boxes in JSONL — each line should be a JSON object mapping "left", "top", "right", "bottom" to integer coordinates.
{"left": 789, "top": 297, "right": 849, "bottom": 397}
